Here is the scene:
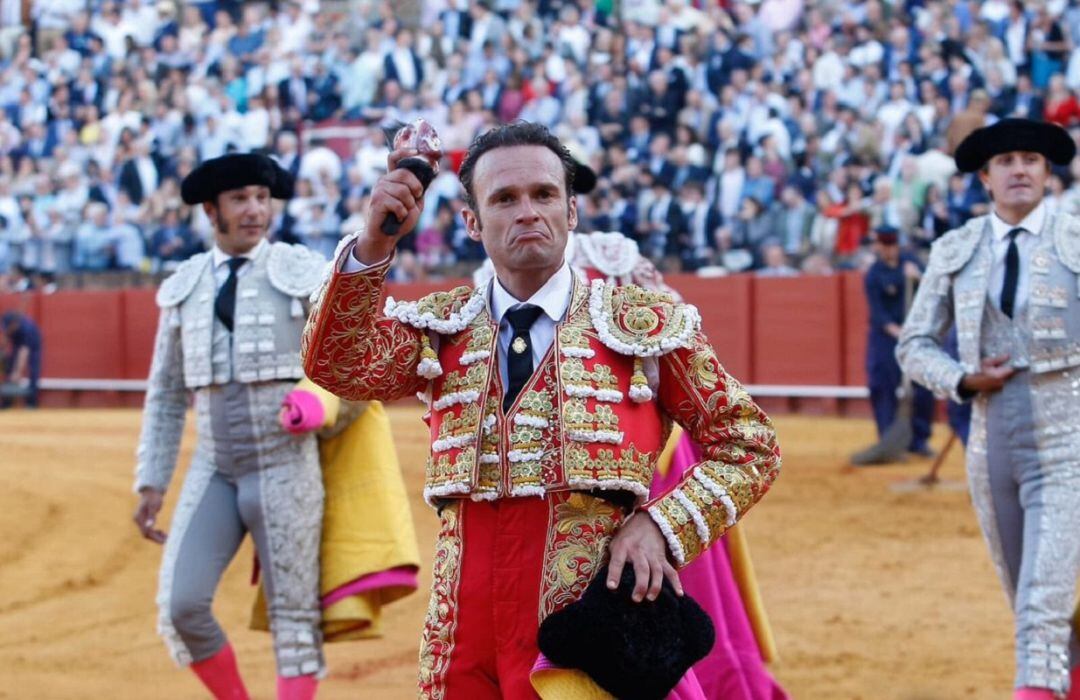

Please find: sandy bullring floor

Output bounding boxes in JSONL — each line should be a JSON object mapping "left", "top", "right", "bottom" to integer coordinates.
{"left": 0, "top": 407, "right": 1013, "bottom": 699}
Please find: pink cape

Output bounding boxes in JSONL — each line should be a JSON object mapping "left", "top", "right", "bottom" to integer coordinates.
{"left": 651, "top": 435, "right": 789, "bottom": 700}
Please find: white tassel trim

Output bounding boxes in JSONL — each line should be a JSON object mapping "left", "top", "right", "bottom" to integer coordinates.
{"left": 385, "top": 289, "right": 487, "bottom": 334}
{"left": 418, "top": 356, "right": 443, "bottom": 379}
{"left": 629, "top": 384, "right": 653, "bottom": 402}
{"left": 510, "top": 484, "right": 546, "bottom": 497}
{"left": 482, "top": 413, "right": 497, "bottom": 434}
{"left": 433, "top": 389, "right": 481, "bottom": 411}
{"left": 588, "top": 279, "right": 701, "bottom": 357}
{"left": 567, "top": 428, "right": 624, "bottom": 444}
{"left": 514, "top": 414, "right": 550, "bottom": 428}
{"left": 470, "top": 490, "right": 500, "bottom": 501}
{"left": 508, "top": 449, "right": 545, "bottom": 462}
{"left": 423, "top": 482, "right": 471, "bottom": 506}
{"left": 564, "top": 384, "right": 624, "bottom": 403}
{"left": 595, "top": 388, "right": 624, "bottom": 403}
{"left": 479, "top": 453, "right": 500, "bottom": 463}
{"left": 460, "top": 350, "right": 492, "bottom": 365}
{"left": 560, "top": 346, "right": 595, "bottom": 358}
{"left": 432, "top": 433, "right": 477, "bottom": 453}
{"left": 646, "top": 507, "right": 686, "bottom": 567}
{"left": 695, "top": 472, "right": 738, "bottom": 527}
{"left": 673, "top": 488, "right": 712, "bottom": 546}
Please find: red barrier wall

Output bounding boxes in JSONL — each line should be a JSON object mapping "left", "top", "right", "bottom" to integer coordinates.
{"left": 751, "top": 275, "right": 844, "bottom": 385}
{"left": 841, "top": 272, "right": 870, "bottom": 387}
{"left": 0, "top": 271, "right": 880, "bottom": 410}
{"left": 675, "top": 274, "right": 753, "bottom": 380}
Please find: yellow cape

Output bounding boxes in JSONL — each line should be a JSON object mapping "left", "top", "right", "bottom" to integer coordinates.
{"left": 251, "top": 381, "right": 421, "bottom": 641}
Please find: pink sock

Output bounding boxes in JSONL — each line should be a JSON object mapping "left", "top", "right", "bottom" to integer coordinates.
{"left": 190, "top": 643, "right": 250, "bottom": 700}
{"left": 277, "top": 674, "right": 318, "bottom": 700}
{"left": 1014, "top": 688, "right": 1057, "bottom": 700}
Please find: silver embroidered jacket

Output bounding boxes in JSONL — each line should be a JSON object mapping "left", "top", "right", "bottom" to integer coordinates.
{"left": 897, "top": 212, "right": 1080, "bottom": 402}
{"left": 134, "top": 242, "right": 327, "bottom": 491}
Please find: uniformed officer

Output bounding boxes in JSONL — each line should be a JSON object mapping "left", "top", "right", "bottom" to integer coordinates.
{"left": 864, "top": 225, "right": 935, "bottom": 456}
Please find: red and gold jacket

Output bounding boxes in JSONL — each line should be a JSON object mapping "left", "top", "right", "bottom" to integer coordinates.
{"left": 301, "top": 253, "right": 780, "bottom": 568}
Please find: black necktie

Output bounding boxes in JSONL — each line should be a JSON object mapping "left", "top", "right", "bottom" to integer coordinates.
{"left": 503, "top": 304, "right": 544, "bottom": 413}
{"left": 1000, "top": 228, "right": 1022, "bottom": 319}
{"left": 215, "top": 258, "right": 246, "bottom": 332}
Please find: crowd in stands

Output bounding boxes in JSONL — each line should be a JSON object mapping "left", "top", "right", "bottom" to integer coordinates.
{"left": 3, "top": 0, "right": 1080, "bottom": 292}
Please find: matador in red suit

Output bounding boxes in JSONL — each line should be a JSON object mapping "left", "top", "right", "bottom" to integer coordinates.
{"left": 301, "top": 122, "right": 781, "bottom": 699}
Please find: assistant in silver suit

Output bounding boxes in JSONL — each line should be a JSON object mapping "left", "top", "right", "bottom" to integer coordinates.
{"left": 131, "top": 153, "right": 329, "bottom": 700}
{"left": 898, "top": 118, "right": 1080, "bottom": 699}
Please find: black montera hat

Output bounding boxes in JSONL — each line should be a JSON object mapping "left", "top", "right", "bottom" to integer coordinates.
{"left": 573, "top": 160, "right": 598, "bottom": 195}
{"left": 181, "top": 153, "right": 295, "bottom": 204}
{"left": 954, "top": 118, "right": 1076, "bottom": 173}
{"left": 537, "top": 563, "right": 715, "bottom": 700}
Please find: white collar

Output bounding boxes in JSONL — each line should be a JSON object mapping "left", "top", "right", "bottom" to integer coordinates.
{"left": 490, "top": 261, "right": 573, "bottom": 326}
{"left": 212, "top": 238, "right": 266, "bottom": 268}
{"left": 989, "top": 200, "right": 1046, "bottom": 241}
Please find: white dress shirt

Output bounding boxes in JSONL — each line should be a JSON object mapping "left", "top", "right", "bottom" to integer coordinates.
{"left": 489, "top": 262, "right": 573, "bottom": 391}
{"left": 211, "top": 238, "right": 266, "bottom": 291}
{"left": 987, "top": 200, "right": 1045, "bottom": 317}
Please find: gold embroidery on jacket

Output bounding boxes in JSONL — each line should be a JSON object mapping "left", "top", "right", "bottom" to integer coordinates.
{"left": 418, "top": 502, "right": 463, "bottom": 699}
{"left": 441, "top": 363, "right": 489, "bottom": 395}
{"left": 539, "top": 493, "right": 623, "bottom": 621}
{"left": 564, "top": 443, "right": 654, "bottom": 481}
{"left": 436, "top": 404, "right": 481, "bottom": 440}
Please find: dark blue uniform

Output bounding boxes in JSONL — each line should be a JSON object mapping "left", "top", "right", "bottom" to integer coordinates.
{"left": 864, "top": 256, "right": 935, "bottom": 452}
{"left": 2, "top": 313, "right": 42, "bottom": 408}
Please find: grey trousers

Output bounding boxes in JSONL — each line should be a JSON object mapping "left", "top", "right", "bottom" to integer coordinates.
{"left": 967, "top": 368, "right": 1080, "bottom": 693}
{"left": 155, "top": 383, "right": 325, "bottom": 678}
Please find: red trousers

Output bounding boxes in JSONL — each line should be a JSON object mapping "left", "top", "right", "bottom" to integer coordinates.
{"left": 418, "top": 493, "right": 625, "bottom": 699}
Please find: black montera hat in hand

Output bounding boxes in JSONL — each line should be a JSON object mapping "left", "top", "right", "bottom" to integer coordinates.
{"left": 954, "top": 118, "right": 1076, "bottom": 173}
{"left": 181, "top": 153, "right": 295, "bottom": 204}
{"left": 537, "top": 562, "right": 715, "bottom": 700}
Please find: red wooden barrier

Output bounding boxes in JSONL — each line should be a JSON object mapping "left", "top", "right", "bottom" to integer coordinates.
{"left": 750, "top": 275, "right": 844, "bottom": 386}
{"left": 120, "top": 289, "right": 161, "bottom": 381}
{"left": 670, "top": 274, "right": 753, "bottom": 381}
{"left": 841, "top": 271, "right": 870, "bottom": 387}
{"left": 39, "top": 291, "right": 125, "bottom": 378}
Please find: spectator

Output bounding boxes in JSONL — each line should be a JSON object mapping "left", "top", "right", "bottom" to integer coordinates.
{"left": 415, "top": 203, "right": 455, "bottom": 275}
{"left": 946, "top": 89, "right": 992, "bottom": 155}
{"left": 823, "top": 182, "right": 870, "bottom": 263}
{"left": 641, "top": 179, "right": 684, "bottom": 261}
{"left": 149, "top": 205, "right": 198, "bottom": 270}
{"left": 800, "top": 251, "right": 835, "bottom": 275}
{"left": 756, "top": 242, "right": 799, "bottom": 277}
{"left": 1044, "top": 74, "right": 1080, "bottom": 126}
{"left": 776, "top": 184, "right": 815, "bottom": 258}
{"left": 722, "top": 195, "right": 771, "bottom": 262}
{"left": 0, "top": 310, "right": 41, "bottom": 408}
{"left": 73, "top": 201, "right": 140, "bottom": 271}
{"left": 676, "top": 180, "right": 720, "bottom": 271}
